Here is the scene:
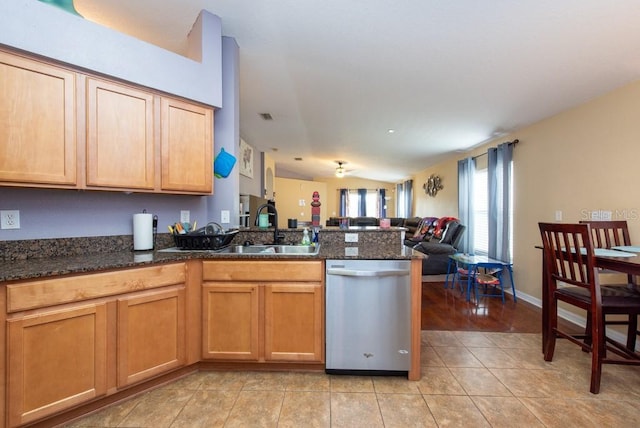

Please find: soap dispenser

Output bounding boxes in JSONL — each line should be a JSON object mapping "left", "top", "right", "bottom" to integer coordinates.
{"left": 301, "top": 227, "right": 311, "bottom": 245}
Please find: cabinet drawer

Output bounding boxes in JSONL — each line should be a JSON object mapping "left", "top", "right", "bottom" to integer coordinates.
{"left": 202, "top": 260, "right": 323, "bottom": 282}
{"left": 7, "top": 263, "right": 185, "bottom": 312}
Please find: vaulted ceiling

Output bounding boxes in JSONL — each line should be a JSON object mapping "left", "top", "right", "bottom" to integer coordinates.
{"left": 74, "top": 0, "right": 640, "bottom": 182}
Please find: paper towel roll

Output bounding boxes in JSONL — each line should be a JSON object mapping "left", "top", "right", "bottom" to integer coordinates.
{"left": 133, "top": 213, "right": 154, "bottom": 250}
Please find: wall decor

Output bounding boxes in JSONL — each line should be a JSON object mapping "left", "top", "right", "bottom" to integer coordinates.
{"left": 239, "top": 139, "right": 254, "bottom": 178}
{"left": 423, "top": 174, "right": 443, "bottom": 197}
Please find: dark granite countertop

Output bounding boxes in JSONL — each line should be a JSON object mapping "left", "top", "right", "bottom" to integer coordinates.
{"left": 0, "top": 235, "right": 419, "bottom": 283}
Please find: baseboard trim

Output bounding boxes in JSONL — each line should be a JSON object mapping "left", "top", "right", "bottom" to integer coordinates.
{"left": 505, "top": 288, "right": 633, "bottom": 350}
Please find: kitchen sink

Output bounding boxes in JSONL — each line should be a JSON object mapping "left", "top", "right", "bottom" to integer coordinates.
{"left": 218, "top": 244, "right": 320, "bottom": 255}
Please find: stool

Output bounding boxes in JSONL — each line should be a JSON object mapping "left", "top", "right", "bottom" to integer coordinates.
{"left": 473, "top": 266, "right": 506, "bottom": 303}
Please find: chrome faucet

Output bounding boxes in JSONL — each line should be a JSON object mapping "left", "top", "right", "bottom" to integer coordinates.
{"left": 255, "top": 203, "right": 285, "bottom": 244}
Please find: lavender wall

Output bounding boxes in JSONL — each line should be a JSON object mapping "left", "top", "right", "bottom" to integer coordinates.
{"left": 0, "top": 187, "right": 207, "bottom": 240}
{"left": 0, "top": 1, "right": 222, "bottom": 107}
{"left": 208, "top": 37, "right": 241, "bottom": 228}
{"left": 0, "top": 4, "right": 240, "bottom": 241}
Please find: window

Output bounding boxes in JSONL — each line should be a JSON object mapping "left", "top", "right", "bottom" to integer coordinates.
{"left": 509, "top": 164, "right": 514, "bottom": 261}
{"left": 397, "top": 184, "right": 406, "bottom": 218}
{"left": 473, "top": 168, "right": 488, "bottom": 255}
{"left": 459, "top": 143, "right": 514, "bottom": 261}
{"left": 472, "top": 161, "right": 514, "bottom": 260}
{"left": 346, "top": 189, "right": 380, "bottom": 217}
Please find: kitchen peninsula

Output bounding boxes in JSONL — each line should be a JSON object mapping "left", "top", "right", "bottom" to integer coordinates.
{"left": 0, "top": 227, "right": 422, "bottom": 428}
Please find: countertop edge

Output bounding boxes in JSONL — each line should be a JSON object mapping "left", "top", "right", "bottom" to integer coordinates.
{"left": 0, "top": 248, "right": 420, "bottom": 283}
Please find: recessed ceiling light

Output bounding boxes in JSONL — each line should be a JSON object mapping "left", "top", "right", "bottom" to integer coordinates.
{"left": 387, "top": 129, "right": 395, "bottom": 134}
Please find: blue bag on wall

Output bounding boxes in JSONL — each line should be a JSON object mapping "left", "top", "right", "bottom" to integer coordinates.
{"left": 214, "top": 148, "right": 237, "bottom": 178}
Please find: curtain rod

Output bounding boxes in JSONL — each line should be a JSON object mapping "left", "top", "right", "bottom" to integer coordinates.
{"left": 472, "top": 139, "right": 519, "bottom": 160}
{"left": 336, "top": 188, "right": 389, "bottom": 191}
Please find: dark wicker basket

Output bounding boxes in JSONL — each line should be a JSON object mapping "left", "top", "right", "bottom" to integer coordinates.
{"left": 173, "top": 228, "right": 238, "bottom": 250}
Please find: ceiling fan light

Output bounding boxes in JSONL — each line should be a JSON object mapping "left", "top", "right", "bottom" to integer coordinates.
{"left": 335, "top": 166, "right": 345, "bottom": 178}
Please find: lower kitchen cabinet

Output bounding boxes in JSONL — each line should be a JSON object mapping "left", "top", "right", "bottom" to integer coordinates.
{"left": 3, "top": 263, "right": 189, "bottom": 427}
{"left": 202, "top": 282, "right": 260, "bottom": 360}
{"left": 202, "top": 260, "right": 325, "bottom": 363}
{"left": 117, "top": 287, "right": 186, "bottom": 387}
{"left": 264, "top": 282, "right": 324, "bottom": 362}
{"left": 6, "top": 303, "right": 108, "bottom": 427}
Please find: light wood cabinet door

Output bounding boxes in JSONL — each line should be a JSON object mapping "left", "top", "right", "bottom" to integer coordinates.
{"left": 117, "top": 287, "right": 186, "bottom": 387}
{"left": 6, "top": 303, "right": 107, "bottom": 427}
{"left": 202, "top": 282, "right": 259, "bottom": 360}
{"left": 86, "top": 78, "right": 155, "bottom": 190}
{"left": 264, "top": 282, "right": 324, "bottom": 362}
{"left": 0, "top": 51, "right": 77, "bottom": 186}
{"left": 160, "top": 97, "right": 213, "bottom": 194}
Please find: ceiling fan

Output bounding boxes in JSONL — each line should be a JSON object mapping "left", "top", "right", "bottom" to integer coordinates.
{"left": 335, "top": 161, "right": 347, "bottom": 178}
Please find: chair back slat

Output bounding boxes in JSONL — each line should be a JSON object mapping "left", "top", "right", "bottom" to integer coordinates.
{"left": 539, "top": 223, "right": 600, "bottom": 294}
{"left": 579, "top": 220, "right": 633, "bottom": 283}
{"left": 579, "top": 220, "right": 631, "bottom": 248}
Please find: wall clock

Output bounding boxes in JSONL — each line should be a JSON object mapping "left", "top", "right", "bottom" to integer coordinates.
{"left": 424, "top": 174, "right": 443, "bottom": 197}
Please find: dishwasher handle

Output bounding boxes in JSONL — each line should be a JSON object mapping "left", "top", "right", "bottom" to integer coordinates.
{"left": 326, "top": 268, "right": 410, "bottom": 278}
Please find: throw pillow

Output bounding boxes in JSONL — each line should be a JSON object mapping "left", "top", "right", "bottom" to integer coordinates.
{"left": 440, "top": 221, "right": 460, "bottom": 245}
{"left": 412, "top": 217, "right": 437, "bottom": 241}
{"left": 433, "top": 216, "right": 459, "bottom": 240}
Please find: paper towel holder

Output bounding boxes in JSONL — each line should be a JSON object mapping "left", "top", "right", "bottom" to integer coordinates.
{"left": 133, "top": 209, "right": 157, "bottom": 251}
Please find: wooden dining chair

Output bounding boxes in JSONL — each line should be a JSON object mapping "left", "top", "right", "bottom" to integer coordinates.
{"left": 538, "top": 222, "right": 640, "bottom": 394}
{"left": 580, "top": 220, "right": 639, "bottom": 349}
{"left": 580, "top": 220, "right": 633, "bottom": 280}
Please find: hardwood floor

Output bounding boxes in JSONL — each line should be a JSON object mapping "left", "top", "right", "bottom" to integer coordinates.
{"left": 421, "top": 281, "right": 542, "bottom": 332}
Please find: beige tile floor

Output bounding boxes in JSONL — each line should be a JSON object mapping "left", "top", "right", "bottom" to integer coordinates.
{"left": 66, "top": 331, "right": 640, "bottom": 427}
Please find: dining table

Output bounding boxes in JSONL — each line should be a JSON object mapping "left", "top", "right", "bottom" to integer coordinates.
{"left": 539, "top": 245, "right": 640, "bottom": 352}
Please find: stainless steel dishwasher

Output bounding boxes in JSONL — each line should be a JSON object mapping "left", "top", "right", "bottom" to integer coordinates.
{"left": 325, "top": 259, "right": 411, "bottom": 375}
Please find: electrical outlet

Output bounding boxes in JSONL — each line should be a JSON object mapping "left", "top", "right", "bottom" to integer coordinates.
{"left": 345, "top": 233, "right": 359, "bottom": 243}
{"left": 180, "top": 210, "right": 190, "bottom": 223}
{"left": 345, "top": 247, "right": 359, "bottom": 256}
{"left": 1, "top": 210, "right": 20, "bottom": 229}
{"left": 555, "top": 210, "right": 562, "bottom": 221}
{"left": 221, "top": 210, "right": 230, "bottom": 223}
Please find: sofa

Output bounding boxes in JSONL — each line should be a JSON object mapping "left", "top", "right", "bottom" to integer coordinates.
{"left": 405, "top": 217, "right": 466, "bottom": 275}
{"left": 325, "top": 217, "right": 380, "bottom": 226}
{"left": 326, "top": 216, "right": 466, "bottom": 275}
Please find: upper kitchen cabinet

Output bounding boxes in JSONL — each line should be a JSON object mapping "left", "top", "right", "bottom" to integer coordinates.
{"left": 0, "top": 51, "right": 77, "bottom": 187}
{"left": 0, "top": 49, "right": 214, "bottom": 195}
{"left": 86, "top": 78, "right": 155, "bottom": 190}
{"left": 161, "top": 97, "right": 213, "bottom": 194}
